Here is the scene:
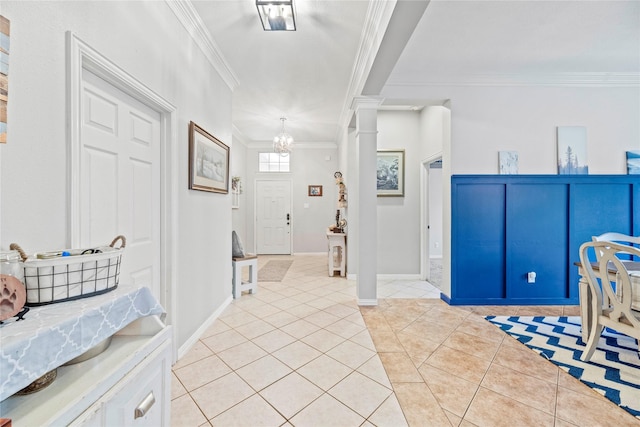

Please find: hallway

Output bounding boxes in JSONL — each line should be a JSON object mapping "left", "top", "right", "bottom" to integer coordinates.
{"left": 170, "top": 255, "right": 638, "bottom": 426}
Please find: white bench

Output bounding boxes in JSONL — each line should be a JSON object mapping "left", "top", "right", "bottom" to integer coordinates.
{"left": 232, "top": 254, "right": 258, "bottom": 298}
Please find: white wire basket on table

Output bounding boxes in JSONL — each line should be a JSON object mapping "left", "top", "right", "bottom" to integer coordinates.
{"left": 9, "top": 235, "right": 125, "bottom": 306}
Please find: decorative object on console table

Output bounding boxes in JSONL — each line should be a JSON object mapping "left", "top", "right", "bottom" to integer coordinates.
{"left": 557, "top": 126, "right": 588, "bottom": 175}
{"left": 308, "top": 185, "right": 322, "bottom": 196}
{"left": 498, "top": 151, "right": 518, "bottom": 174}
{"left": 188, "top": 121, "right": 229, "bottom": 193}
{"left": 626, "top": 150, "right": 640, "bottom": 174}
{"left": 377, "top": 149, "right": 405, "bottom": 196}
{"left": 335, "top": 171, "right": 347, "bottom": 207}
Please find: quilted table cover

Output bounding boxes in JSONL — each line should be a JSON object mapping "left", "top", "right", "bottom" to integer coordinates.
{"left": 0, "top": 285, "right": 164, "bottom": 401}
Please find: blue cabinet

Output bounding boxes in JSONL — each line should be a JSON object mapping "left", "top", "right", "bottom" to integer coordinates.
{"left": 450, "top": 175, "right": 639, "bottom": 305}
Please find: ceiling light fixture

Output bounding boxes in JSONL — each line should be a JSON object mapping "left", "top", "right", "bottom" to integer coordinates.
{"left": 273, "top": 117, "right": 293, "bottom": 156}
{"left": 256, "top": 0, "right": 296, "bottom": 31}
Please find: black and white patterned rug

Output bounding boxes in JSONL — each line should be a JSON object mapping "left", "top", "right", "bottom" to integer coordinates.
{"left": 485, "top": 315, "right": 640, "bottom": 419}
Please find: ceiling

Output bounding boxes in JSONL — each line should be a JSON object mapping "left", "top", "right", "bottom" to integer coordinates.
{"left": 191, "top": 0, "right": 640, "bottom": 146}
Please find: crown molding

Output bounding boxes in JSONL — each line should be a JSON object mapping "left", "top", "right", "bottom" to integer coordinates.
{"left": 232, "top": 125, "right": 249, "bottom": 147}
{"left": 385, "top": 72, "right": 640, "bottom": 88}
{"left": 166, "top": 0, "right": 239, "bottom": 91}
{"left": 335, "top": 0, "right": 397, "bottom": 140}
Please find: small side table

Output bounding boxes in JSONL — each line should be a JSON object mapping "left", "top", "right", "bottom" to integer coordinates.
{"left": 326, "top": 231, "right": 346, "bottom": 277}
{"left": 232, "top": 255, "right": 258, "bottom": 298}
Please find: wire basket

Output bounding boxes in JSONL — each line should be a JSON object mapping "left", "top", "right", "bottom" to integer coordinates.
{"left": 9, "top": 236, "right": 125, "bottom": 306}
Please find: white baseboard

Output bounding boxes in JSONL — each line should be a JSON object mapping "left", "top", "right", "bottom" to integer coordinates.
{"left": 357, "top": 298, "right": 378, "bottom": 306}
{"left": 376, "top": 274, "right": 423, "bottom": 280}
{"left": 346, "top": 274, "right": 423, "bottom": 281}
{"left": 429, "top": 255, "right": 443, "bottom": 260}
{"left": 293, "top": 252, "right": 326, "bottom": 256}
{"left": 177, "top": 294, "right": 233, "bottom": 361}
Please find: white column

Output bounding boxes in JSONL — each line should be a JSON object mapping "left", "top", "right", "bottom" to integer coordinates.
{"left": 351, "top": 97, "right": 381, "bottom": 306}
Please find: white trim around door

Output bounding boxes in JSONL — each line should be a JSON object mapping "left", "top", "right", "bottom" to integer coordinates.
{"left": 66, "top": 32, "right": 179, "bottom": 362}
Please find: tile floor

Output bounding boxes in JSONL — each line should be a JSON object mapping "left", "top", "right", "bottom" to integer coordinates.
{"left": 170, "top": 255, "right": 640, "bottom": 426}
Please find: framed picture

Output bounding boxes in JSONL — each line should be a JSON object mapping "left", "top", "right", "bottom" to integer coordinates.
{"left": 377, "top": 149, "right": 405, "bottom": 197}
{"left": 627, "top": 150, "right": 640, "bottom": 175}
{"left": 189, "top": 121, "right": 229, "bottom": 193}
{"left": 557, "top": 126, "right": 588, "bottom": 175}
{"left": 308, "top": 185, "right": 323, "bottom": 196}
{"left": 499, "top": 151, "right": 518, "bottom": 174}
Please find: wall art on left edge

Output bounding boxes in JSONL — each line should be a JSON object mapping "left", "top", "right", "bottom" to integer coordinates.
{"left": 0, "top": 16, "right": 10, "bottom": 144}
{"left": 188, "top": 121, "right": 229, "bottom": 193}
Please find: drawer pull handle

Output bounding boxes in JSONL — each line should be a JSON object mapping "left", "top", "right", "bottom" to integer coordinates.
{"left": 134, "top": 392, "right": 156, "bottom": 419}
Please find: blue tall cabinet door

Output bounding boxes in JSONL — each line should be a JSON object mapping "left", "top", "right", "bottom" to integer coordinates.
{"left": 452, "top": 184, "right": 505, "bottom": 299}
{"left": 507, "top": 184, "right": 569, "bottom": 300}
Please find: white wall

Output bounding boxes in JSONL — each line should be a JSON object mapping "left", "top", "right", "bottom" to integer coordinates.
{"left": 243, "top": 145, "right": 339, "bottom": 254}
{"left": 428, "top": 166, "right": 443, "bottom": 258}
{"left": 419, "top": 106, "right": 446, "bottom": 264}
{"left": 341, "top": 106, "right": 446, "bottom": 279}
{"left": 0, "top": 1, "right": 234, "bottom": 352}
{"left": 445, "top": 86, "right": 639, "bottom": 175}
{"left": 376, "top": 111, "right": 422, "bottom": 275}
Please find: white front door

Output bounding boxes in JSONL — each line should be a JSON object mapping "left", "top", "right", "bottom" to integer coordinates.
{"left": 79, "top": 69, "right": 161, "bottom": 298}
{"left": 256, "top": 180, "right": 291, "bottom": 254}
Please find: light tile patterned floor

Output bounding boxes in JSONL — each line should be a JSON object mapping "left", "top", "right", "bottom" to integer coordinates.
{"left": 170, "top": 255, "right": 640, "bottom": 426}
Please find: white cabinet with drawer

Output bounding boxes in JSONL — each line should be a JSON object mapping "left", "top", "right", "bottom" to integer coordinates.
{"left": 1, "top": 315, "right": 172, "bottom": 426}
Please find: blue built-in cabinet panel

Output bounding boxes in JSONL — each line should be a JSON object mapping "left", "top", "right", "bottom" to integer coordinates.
{"left": 453, "top": 184, "right": 505, "bottom": 299}
{"left": 450, "top": 175, "right": 639, "bottom": 306}
{"left": 507, "top": 183, "right": 568, "bottom": 300}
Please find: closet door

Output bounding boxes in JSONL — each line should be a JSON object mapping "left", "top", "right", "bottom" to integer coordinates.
{"left": 79, "top": 69, "right": 161, "bottom": 297}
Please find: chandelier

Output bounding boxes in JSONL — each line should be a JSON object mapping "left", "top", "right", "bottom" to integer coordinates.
{"left": 273, "top": 117, "right": 293, "bottom": 156}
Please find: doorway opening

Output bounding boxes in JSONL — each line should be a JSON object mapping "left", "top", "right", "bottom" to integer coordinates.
{"left": 420, "top": 154, "right": 443, "bottom": 287}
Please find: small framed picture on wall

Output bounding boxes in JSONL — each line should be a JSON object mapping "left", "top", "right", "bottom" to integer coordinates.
{"left": 308, "top": 185, "right": 323, "bottom": 196}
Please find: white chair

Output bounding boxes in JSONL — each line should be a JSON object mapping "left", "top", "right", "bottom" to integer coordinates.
{"left": 592, "top": 232, "right": 640, "bottom": 257}
{"left": 578, "top": 240, "right": 640, "bottom": 362}
{"left": 592, "top": 232, "right": 640, "bottom": 311}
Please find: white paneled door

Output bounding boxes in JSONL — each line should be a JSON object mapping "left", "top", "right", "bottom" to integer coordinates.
{"left": 256, "top": 180, "right": 291, "bottom": 254}
{"left": 79, "top": 69, "right": 161, "bottom": 299}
